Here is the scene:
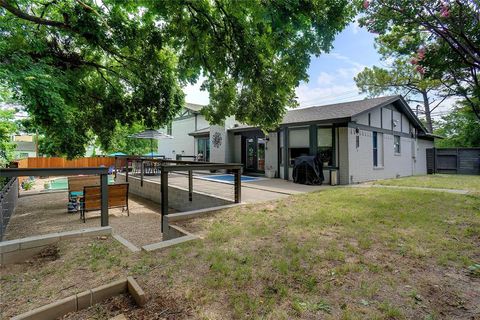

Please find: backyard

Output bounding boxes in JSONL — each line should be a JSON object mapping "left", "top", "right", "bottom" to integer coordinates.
{"left": 1, "top": 175, "right": 479, "bottom": 319}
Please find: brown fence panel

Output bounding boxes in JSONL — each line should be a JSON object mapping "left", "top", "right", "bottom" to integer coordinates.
{"left": 15, "top": 157, "right": 116, "bottom": 169}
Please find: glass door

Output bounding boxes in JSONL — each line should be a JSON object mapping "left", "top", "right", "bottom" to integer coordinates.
{"left": 246, "top": 138, "right": 255, "bottom": 170}
{"left": 257, "top": 138, "right": 265, "bottom": 172}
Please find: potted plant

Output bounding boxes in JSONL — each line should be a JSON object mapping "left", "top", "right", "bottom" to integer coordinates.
{"left": 320, "top": 150, "right": 331, "bottom": 167}
{"left": 265, "top": 165, "right": 276, "bottom": 178}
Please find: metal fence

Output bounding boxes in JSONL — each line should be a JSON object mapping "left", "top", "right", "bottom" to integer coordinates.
{"left": 427, "top": 148, "right": 480, "bottom": 175}
{"left": 0, "top": 177, "right": 19, "bottom": 240}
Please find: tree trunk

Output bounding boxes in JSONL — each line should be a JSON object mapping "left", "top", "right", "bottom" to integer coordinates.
{"left": 421, "top": 90, "right": 433, "bottom": 132}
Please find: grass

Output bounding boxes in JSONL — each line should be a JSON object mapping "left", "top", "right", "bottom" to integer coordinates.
{"left": 373, "top": 174, "right": 480, "bottom": 193}
{"left": 1, "top": 176, "right": 479, "bottom": 319}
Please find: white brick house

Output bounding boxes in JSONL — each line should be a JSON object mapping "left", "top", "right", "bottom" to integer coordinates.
{"left": 158, "top": 95, "right": 436, "bottom": 185}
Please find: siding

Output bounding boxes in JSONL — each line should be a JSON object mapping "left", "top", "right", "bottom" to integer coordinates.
{"left": 338, "top": 127, "right": 349, "bottom": 184}
{"left": 265, "top": 132, "right": 278, "bottom": 175}
{"left": 414, "top": 139, "right": 433, "bottom": 175}
{"left": 347, "top": 127, "right": 414, "bottom": 183}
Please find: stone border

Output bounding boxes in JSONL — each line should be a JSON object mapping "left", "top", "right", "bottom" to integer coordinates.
{"left": 0, "top": 226, "right": 112, "bottom": 265}
{"left": 11, "top": 277, "right": 145, "bottom": 320}
{"left": 166, "top": 203, "right": 243, "bottom": 222}
{"left": 142, "top": 224, "right": 198, "bottom": 252}
{"left": 113, "top": 234, "right": 141, "bottom": 252}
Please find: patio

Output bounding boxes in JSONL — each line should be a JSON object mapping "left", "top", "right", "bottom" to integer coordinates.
{"left": 3, "top": 191, "right": 164, "bottom": 248}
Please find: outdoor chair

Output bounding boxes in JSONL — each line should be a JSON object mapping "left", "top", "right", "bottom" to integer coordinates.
{"left": 67, "top": 176, "right": 101, "bottom": 212}
{"left": 79, "top": 183, "right": 129, "bottom": 222}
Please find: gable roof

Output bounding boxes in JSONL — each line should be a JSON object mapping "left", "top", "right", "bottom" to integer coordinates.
{"left": 283, "top": 95, "right": 398, "bottom": 124}
{"left": 281, "top": 95, "right": 429, "bottom": 133}
{"left": 184, "top": 103, "right": 204, "bottom": 113}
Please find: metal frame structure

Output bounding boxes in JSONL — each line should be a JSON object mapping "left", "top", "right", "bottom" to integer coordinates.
{"left": 0, "top": 167, "right": 110, "bottom": 227}
{"left": 114, "top": 156, "right": 242, "bottom": 233}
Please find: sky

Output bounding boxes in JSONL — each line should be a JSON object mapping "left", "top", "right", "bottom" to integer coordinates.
{"left": 184, "top": 22, "right": 384, "bottom": 108}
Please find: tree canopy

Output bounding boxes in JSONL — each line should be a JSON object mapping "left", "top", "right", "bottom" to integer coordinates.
{"left": 354, "top": 56, "right": 449, "bottom": 132}
{"left": 0, "top": 109, "right": 17, "bottom": 165}
{"left": 0, "top": 0, "right": 354, "bottom": 158}
{"left": 434, "top": 103, "right": 480, "bottom": 148}
{"left": 358, "top": 0, "right": 480, "bottom": 121}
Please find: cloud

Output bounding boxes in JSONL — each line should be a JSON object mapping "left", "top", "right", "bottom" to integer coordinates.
{"left": 317, "top": 72, "right": 335, "bottom": 85}
{"left": 295, "top": 83, "right": 363, "bottom": 107}
{"left": 183, "top": 77, "right": 210, "bottom": 105}
{"left": 351, "top": 20, "right": 361, "bottom": 34}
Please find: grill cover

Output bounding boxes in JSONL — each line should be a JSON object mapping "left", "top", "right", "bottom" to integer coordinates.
{"left": 292, "top": 155, "right": 324, "bottom": 185}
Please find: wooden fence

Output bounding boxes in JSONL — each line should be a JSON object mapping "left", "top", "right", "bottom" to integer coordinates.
{"left": 427, "top": 148, "right": 480, "bottom": 175}
{"left": 15, "top": 157, "right": 116, "bottom": 169}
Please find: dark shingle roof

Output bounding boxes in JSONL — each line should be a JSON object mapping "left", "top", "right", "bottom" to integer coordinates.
{"left": 184, "top": 103, "right": 204, "bottom": 112}
{"left": 188, "top": 127, "right": 210, "bottom": 136}
{"left": 282, "top": 95, "right": 399, "bottom": 125}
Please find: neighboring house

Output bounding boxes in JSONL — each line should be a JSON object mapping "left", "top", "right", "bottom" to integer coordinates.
{"left": 158, "top": 96, "right": 436, "bottom": 185}
{"left": 12, "top": 135, "right": 37, "bottom": 159}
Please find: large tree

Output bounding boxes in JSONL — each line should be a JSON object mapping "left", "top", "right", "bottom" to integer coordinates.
{"left": 358, "top": 0, "right": 480, "bottom": 121}
{"left": 434, "top": 103, "right": 480, "bottom": 148}
{"left": 354, "top": 57, "right": 449, "bottom": 132}
{"left": 0, "top": 0, "right": 354, "bottom": 158}
{"left": 0, "top": 109, "right": 17, "bottom": 165}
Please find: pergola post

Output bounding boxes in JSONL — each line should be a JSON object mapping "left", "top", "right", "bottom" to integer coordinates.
{"left": 125, "top": 158, "right": 129, "bottom": 182}
{"left": 234, "top": 169, "right": 241, "bottom": 203}
{"left": 114, "top": 156, "right": 117, "bottom": 180}
{"left": 100, "top": 173, "right": 109, "bottom": 227}
{"left": 140, "top": 159, "right": 144, "bottom": 187}
{"left": 188, "top": 170, "right": 193, "bottom": 201}
{"left": 160, "top": 167, "right": 168, "bottom": 233}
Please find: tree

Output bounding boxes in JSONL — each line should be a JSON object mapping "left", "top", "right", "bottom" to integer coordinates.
{"left": 0, "top": 109, "right": 17, "bottom": 165}
{"left": 358, "top": 0, "right": 480, "bottom": 121}
{"left": 101, "top": 122, "right": 152, "bottom": 156}
{"left": 355, "top": 57, "right": 448, "bottom": 132}
{"left": 434, "top": 103, "right": 480, "bottom": 148}
{"left": 0, "top": 0, "right": 354, "bottom": 158}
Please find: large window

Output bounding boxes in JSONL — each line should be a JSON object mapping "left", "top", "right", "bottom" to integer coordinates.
{"left": 289, "top": 127, "right": 309, "bottom": 165}
{"left": 373, "top": 132, "right": 384, "bottom": 167}
{"left": 317, "top": 127, "right": 334, "bottom": 166}
{"left": 197, "top": 137, "right": 210, "bottom": 161}
{"left": 394, "top": 135, "right": 401, "bottom": 154}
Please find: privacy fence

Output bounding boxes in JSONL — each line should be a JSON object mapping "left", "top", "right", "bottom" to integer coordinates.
{"left": 0, "top": 177, "right": 19, "bottom": 240}
{"left": 15, "top": 156, "right": 116, "bottom": 169}
{"left": 427, "top": 148, "right": 480, "bottom": 175}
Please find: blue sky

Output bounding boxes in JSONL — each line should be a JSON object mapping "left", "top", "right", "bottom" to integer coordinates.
{"left": 184, "top": 22, "right": 384, "bottom": 108}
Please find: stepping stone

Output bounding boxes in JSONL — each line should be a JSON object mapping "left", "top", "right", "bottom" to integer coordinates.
{"left": 109, "top": 314, "right": 127, "bottom": 320}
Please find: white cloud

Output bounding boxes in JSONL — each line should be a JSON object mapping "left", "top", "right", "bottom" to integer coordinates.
{"left": 317, "top": 72, "right": 335, "bottom": 85}
{"left": 183, "top": 77, "right": 210, "bottom": 105}
{"left": 351, "top": 20, "right": 361, "bottom": 34}
{"left": 295, "top": 83, "right": 364, "bottom": 108}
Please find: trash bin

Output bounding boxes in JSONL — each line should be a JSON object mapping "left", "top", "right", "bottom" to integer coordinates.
{"left": 330, "top": 169, "right": 338, "bottom": 186}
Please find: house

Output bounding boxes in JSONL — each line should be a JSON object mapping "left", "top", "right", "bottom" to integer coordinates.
{"left": 11, "top": 135, "right": 37, "bottom": 159}
{"left": 158, "top": 95, "right": 436, "bottom": 185}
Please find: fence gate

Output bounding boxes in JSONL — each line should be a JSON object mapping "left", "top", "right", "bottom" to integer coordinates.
{"left": 427, "top": 148, "right": 480, "bottom": 175}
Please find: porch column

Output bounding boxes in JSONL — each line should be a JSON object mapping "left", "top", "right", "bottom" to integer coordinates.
{"left": 100, "top": 173, "right": 109, "bottom": 227}
{"left": 283, "top": 128, "right": 289, "bottom": 180}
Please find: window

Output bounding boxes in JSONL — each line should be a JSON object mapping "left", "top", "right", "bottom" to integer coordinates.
{"left": 288, "top": 127, "right": 309, "bottom": 165}
{"left": 373, "top": 132, "right": 378, "bottom": 167}
{"left": 394, "top": 135, "right": 401, "bottom": 154}
{"left": 167, "top": 123, "right": 172, "bottom": 136}
{"left": 197, "top": 137, "right": 210, "bottom": 161}
{"left": 280, "top": 130, "right": 284, "bottom": 165}
{"left": 317, "top": 127, "right": 334, "bottom": 166}
{"left": 368, "top": 113, "right": 371, "bottom": 126}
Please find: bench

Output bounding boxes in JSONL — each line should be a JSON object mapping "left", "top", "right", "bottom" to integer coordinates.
{"left": 68, "top": 175, "right": 100, "bottom": 197}
{"left": 80, "top": 183, "right": 129, "bottom": 222}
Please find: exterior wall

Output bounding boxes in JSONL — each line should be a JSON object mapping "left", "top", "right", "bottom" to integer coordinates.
{"left": 158, "top": 116, "right": 196, "bottom": 158}
{"left": 414, "top": 138, "right": 434, "bottom": 175}
{"left": 338, "top": 127, "right": 349, "bottom": 185}
{"left": 232, "top": 135, "right": 241, "bottom": 163}
{"left": 116, "top": 174, "right": 232, "bottom": 212}
{"left": 265, "top": 132, "right": 278, "bottom": 176}
{"left": 209, "top": 125, "right": 227, "bottom": 163}
{"left": 347, "top": 127, "right": 414, "bottom": 183}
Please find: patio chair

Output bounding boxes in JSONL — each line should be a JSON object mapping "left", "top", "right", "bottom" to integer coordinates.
{"left": 67, "top": 176, "right": 101, "bottom": 212}
{"left": 79, "top": 183, "right": 129, "bottom": 222}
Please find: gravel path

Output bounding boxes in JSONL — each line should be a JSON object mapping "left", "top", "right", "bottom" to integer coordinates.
{"left": 4, "top": 192, "right": 164, "bottom": 247}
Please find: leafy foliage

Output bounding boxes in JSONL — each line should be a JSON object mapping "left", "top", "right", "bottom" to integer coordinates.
{"left": 358, "top": 0, "right": 480, "bottom": 121}
{"left": 101, "top": 122, "right": 152, "bottom": 156}
{"left": 434, "top": 104, "right": 480, "bottom": 148}
{"left": 354, "top": 56, "right": 446, "bottom": 131}
{"left": 0, "top": 0, "right": 354, "bottom": 158}
{"left": 0, "top": 109, "right": 17, "bottom": 164}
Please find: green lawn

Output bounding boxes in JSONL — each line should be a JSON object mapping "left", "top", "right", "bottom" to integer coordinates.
{"left": 2, "top": 186, "right": 479, "bottom": 319}
{"left": 373, "top": 174, "right": 480, "bottom": 193}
